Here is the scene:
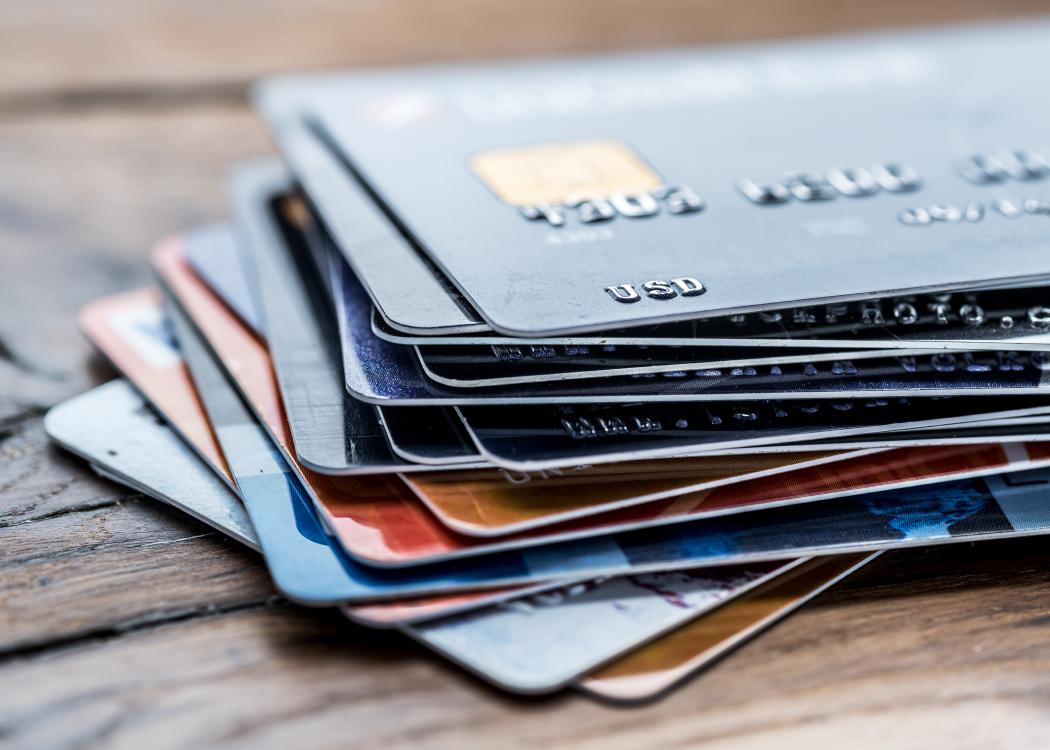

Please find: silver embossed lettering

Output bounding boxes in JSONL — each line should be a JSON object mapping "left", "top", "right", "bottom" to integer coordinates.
{"left": 610, "top": 192, "right": 659, "bottom": 218}
{"left": 827, "top": 166, "right": 878, "bottom": 197}
{"left": 605, "top": 284, "right": 641, "bottom": 303}
{"left": 642, "top": 280, "right": 677, "bottom": 299}
{"left": 736, "top": 178, "right": 790, "bottom": 205}
{"left": 670, "top": 277, "right": 706, "bottom": 297}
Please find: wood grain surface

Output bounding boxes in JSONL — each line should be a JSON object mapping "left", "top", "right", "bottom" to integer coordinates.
{"left": 2, "top": 2, "right": 1050, "bottom": 747}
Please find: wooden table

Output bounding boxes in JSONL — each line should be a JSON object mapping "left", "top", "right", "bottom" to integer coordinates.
{"left": 4, "top": 2, "right": 1050, "bottom": 747}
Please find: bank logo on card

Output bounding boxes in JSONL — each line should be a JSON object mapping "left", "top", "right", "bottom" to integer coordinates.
{"left": 469, "top": 139, "right": 705, "bottom": 229}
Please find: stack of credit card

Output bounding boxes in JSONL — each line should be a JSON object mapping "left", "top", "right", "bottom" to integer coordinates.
{"left": 46, "top": 20, "right": 1050, "bottom": 702}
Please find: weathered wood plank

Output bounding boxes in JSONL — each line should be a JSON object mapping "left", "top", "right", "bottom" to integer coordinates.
{"left": 0, "top": 486, "right": 273, "bottom": 654}
{"left": 1, "top": 0, "right": 1045, "bottom": 102}
{"left": 1, "top": 418, "right": 126, "bottom": 527}
{"left": 1, "top": 540, "right": 1049, "bottom": 749}
{"left": 0, "top": 107, "right": 271, "bottom": 398}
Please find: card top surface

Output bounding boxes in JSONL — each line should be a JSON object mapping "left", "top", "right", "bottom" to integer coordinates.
{"left": 261, "top": 20, "right": 1050, "bottom": 335}
{"left": 260, "top": 128, "right": 486, "bottom": 334}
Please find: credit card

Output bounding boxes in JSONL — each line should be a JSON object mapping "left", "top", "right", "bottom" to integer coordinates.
{"left": 407, "top": 442, "right": 1050, "bottom": 538}
{"left": 43, "top": 381, "right": 582, "bottom": 626}
{"left": 808, "top": 419, "right": 1050, "bottom": 449}
{"left": 174, "top": 217, "right": 486, "bottom": 466}
{"left": 260, "top": 20, "right": 1050, "bottom": 336}
{"left": 59, "top": 400, "right": 835, "bottom": 690}
{"left": 404, "top": 451, "right": 869, "bottom": 537}
{"left": 170, "top": 300, "right": 1050, "bottom": 584}
{"left": 90, "top": 437, "right": 562, "bottom": 628}
{"left": 268, "top": 268, "right": 1050, "bottom": 456}
{"left": 226, "top": 164, "right": 415, "bottom": 474}
{"left": 250, "top": 132, "right": 484, "bottom": 335}
{"left": 157, "top": 227, "right": 485, "bottom": 475}
{"left": 407, "top": 559, "right": 797, "bottom": 694}
{"left": 459, "top": 398, "right": 1050, "bottom": 471}
{"left": 418, "top": 463, "right": 1050, "bottom": 586}
{"left": 75, "top": 430, "right": 812, "bottom": 679}
{"left": 78, "top": 288, "right": 234, "bottom": 489}
{"left": 267, "top": 178, "right": 999, "bottom": 380}
{"left": 78, "top": 455, "right": 609, "bottom": 634}
{"left": 577, "top": 552, "right": 878, "bottom": 703}
{"left": 112, "top": 301, "right": 1050, "bottom": 575}
{"left": 55, "top": 395, "right": 868, "bottom": 695}
{"left": 109, "top": 298, "right": 1050, "bottom": 572}
{"left": 331, "top": 249, "right": 1050, "bottom": 404}
{"left": 182, "top": 245, "right": 1050, "bottom": 457}
{"left": 385, "top": 409, "right": 1021, "bottom": 464}
{"left": 237, "top": 165, "right": 1050, "bottom": 406}
{"left": 371, "top": 286, "right": 1050, "bottom": 353}
{"left": 43, "top": 379, "right": 256, "bottom": 548}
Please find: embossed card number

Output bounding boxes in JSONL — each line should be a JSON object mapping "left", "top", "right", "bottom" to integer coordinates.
{"left": 471, "top": 139, "right": 704, "bottom": 228}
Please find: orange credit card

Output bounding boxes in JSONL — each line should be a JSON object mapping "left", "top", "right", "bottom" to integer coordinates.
{"left": 79, "top": 288, "right": 234, "bottom": 489}
{"left": 406, "top": 439, "right": 1050, "bottom": 539}
{"left": 578, "top": 553, "right": 877, "bottom": 703}
{"left": 404, "top": 450, "right": 865, "bottom": 537}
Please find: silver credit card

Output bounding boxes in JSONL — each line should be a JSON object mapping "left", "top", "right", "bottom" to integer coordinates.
{"left": 43, "top": 380, "right": 259, "bottom": 549}
{"left": 259, "top": 20, "right": 1050, "bottom": 336}
{"left": 257, "top": 124, "right": 485, "bottom": 335}
{"left": 226, "top": 163, "right": 490, "bottom": 474}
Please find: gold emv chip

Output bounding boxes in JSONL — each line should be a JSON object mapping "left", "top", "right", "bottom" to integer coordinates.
{"left": 470, "top": 139, "right": 662, "bottom": 206}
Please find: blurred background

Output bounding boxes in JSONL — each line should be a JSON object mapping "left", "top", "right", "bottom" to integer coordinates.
{"left": 1, "top": 0, "right": 1047, "bottom": 420}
